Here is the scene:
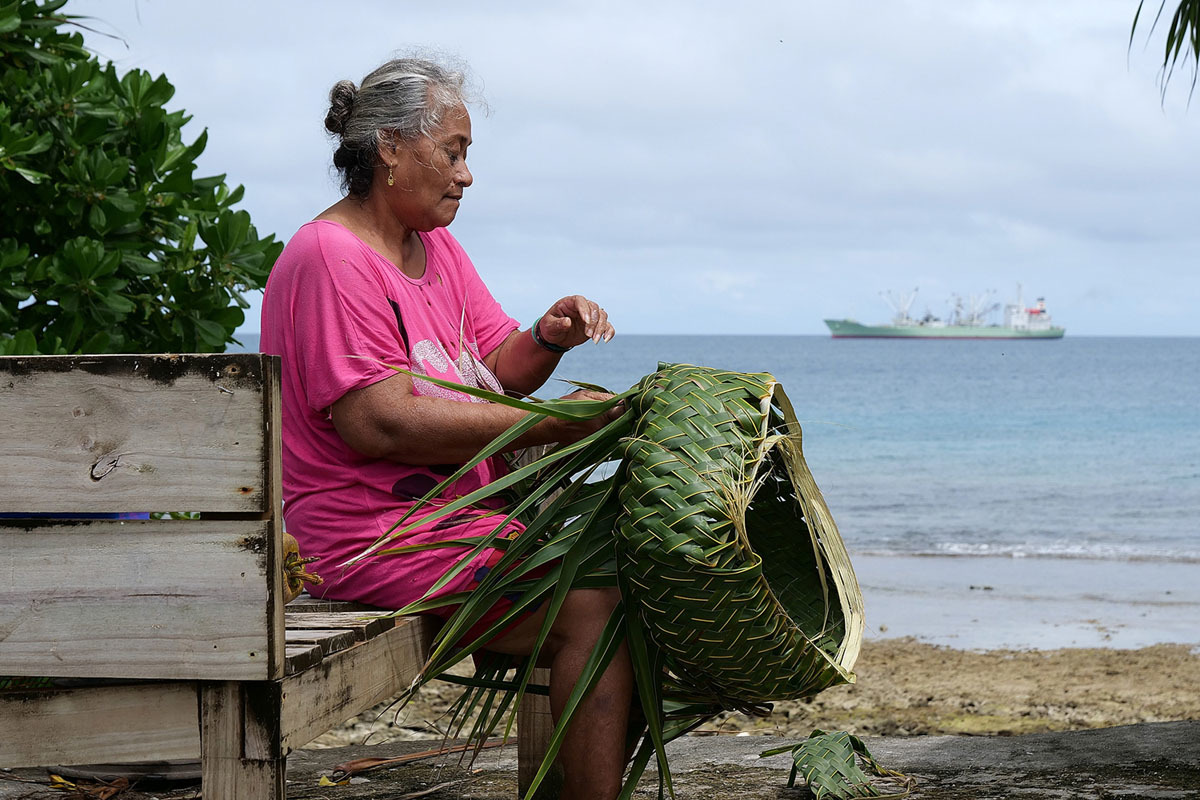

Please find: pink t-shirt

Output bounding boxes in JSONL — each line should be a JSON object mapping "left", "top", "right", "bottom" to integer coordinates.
{"left": 260, "top": 220, "right": 521, "bottom": 608}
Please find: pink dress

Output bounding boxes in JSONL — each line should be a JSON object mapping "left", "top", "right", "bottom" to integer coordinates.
{"left": 260, "top": 220, "right": 524, "bottom": 618}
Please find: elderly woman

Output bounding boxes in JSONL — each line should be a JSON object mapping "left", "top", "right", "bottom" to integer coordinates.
{"left": 260, "top": 58, "right": 630, "bottom": 799}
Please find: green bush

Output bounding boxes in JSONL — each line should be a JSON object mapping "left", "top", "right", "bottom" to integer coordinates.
{"left": 0, "top": 0, "right": 281, "bottom": 354}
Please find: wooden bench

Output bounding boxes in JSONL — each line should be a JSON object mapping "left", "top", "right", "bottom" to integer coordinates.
{"left": 0, "top": 353, "right": 552, "bottom": 799}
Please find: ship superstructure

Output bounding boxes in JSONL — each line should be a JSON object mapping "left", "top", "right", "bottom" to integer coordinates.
{"left": 825, "top": 285, "right": 1065, "bottom": 339}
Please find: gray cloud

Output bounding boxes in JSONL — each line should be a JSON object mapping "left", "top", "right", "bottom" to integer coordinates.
{"left": 72, "top": 0, "right": 1200, "bottom": 335}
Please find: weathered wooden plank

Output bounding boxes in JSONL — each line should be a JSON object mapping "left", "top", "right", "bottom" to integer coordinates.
{"left": 0, "top": 520, "right": 273, "bottom": 680}
{"left": 282, "top": 611, "right": 397, "bottom": 642}
{"left": 518, "top": 667, "right": 561, "bottom": 797}
{"left": 0, "top": 683, "right": 198, "bottom": 767}
{"left": 0, "top": 354, "right": 270, "bottom": 514}
{"left": 284, "top": 643, "right": 324, "bottom": 674}
{"left": 263, "top": 361, "right": 287, "bottom": 684}
{"left": 201, "top": 681, "right": 284, "bottom": 800}
{"left": 275, "top": 616, "right": 437, "bottom": 753}
{"left": 286, "top": 593, "right": 384, "bottom": 614}
{"left": 286, "top": 628, "right": 359, "bottom": 655}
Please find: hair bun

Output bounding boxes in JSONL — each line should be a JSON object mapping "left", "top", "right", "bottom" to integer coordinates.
{"left": 324, "top": 80, "right": 358, "bottom": 136}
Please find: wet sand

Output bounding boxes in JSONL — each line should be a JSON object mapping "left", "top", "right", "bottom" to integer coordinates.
{"left": 851, "top": 554, "right": 1200, "bottom": 650}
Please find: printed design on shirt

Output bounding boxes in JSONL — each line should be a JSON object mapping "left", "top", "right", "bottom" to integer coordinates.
{"left": 409, "top": 338, "right": 503, "bottom": 402}
{"left": 390, "top": 473, "right": 440, "bottom": 500}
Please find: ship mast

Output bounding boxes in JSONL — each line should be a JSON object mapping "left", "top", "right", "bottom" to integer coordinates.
{"left": 963, "top": 290, "right": 999, "bottom": 326}
{"left": 881, "top": 288, "right": 919, "bottom": 326}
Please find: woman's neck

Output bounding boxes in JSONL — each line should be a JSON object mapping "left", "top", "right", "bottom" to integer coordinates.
{"left": 318, "top": 195, "right": 425, "bottom": 279}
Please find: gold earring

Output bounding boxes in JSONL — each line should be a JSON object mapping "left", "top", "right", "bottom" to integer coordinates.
{"left": 387, "top": 166, "right": 395, "bottom": 187}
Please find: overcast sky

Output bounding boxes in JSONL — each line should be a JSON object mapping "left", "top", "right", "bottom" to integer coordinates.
{"left": 73, "top": 0, "right": 1200, "bottom": 336}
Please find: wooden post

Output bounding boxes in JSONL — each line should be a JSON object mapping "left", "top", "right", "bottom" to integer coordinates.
{"left": 200, "top": 682, "right": 284, "bottom": 800}
{"left": 517, "top": 667, "right": 561, "bottom": 800}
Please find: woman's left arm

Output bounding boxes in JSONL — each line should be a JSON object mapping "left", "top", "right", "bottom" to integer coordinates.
{"left": 486, "top": 294, "right": 614, "bottom": 397}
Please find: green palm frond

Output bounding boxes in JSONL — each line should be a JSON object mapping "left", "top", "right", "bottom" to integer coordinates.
{"left": 761, "top": 730, "right": 914, "bottom": 799}
{"left": 1133, "top": 1, "right": 1200, "bottom": 95}
{"left": 353, "top": 362, "right": 865, "bottom": 799}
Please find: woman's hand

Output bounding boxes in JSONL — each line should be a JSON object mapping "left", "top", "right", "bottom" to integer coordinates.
{"left": 536, "top": 389, "right": 626, "bottom": 445}
{"left": 486, "top": 295, "right": 615, "bottom": 398}
{"left": 538, "top": 295, "right": 615, "bottom": 348}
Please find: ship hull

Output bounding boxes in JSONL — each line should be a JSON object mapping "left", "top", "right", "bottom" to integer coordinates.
{"left": 824, "top": 319, "right": 1065, "bottom": 339}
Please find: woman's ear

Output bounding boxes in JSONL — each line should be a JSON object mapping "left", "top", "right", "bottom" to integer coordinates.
{"left": 385, "top": 130, "right": 402, "bottom": 155}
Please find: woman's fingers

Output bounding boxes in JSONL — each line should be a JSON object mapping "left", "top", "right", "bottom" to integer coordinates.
{"left": 564, "top": 389, "right": 625, "bottom": 421}
{"left": 543, "top": 295, "right": 615, "bottom": 347}
{"left": 593, "top": 306, "right": 614, "bottom": 343}
{"left": 563, "top": 389, "right": 613, "bottom": 402}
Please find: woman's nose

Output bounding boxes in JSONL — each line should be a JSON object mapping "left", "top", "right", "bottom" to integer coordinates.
{"left": 457, "top": 162, "right": 473, "bottom": 187}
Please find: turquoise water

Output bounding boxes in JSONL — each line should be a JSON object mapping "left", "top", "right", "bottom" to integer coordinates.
{"left": 238, "top": 333, "right": 1199, "bottom": 564}
{"left": 240, "top": 332, "right": 1200, "bottom": 646}
{"left": 551, "top": 335, "right": 1200, "bottom": 564}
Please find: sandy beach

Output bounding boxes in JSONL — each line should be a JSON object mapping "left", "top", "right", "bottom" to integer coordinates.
{"left": 712, "top": 638, "right": 1200, "bottom": 737}
{"left": 307, "top": 552, "right": 1200, "bottom": 748}
{"left": 307, "top": 637, "right": 1200, "bottom": 749}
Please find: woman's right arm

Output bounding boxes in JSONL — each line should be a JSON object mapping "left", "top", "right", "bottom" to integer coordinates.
{"left": 330, "top": 371, "right": 620, "bottom": 464}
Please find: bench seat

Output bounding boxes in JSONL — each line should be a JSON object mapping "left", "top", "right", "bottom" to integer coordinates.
{"left": 0, "top": 354, "right": 550, "bottom": 799}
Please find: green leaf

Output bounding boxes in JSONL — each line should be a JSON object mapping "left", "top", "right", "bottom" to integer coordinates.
{"left": 161, "top": 129, "right": 206, "bottom": 173}
{"left": 100, "top": 292, "right": 136, "bottom": 314}
{"left": 6, "top": 329, "right": 38, "bottom": 355}
{"left": 762, "top": 730, "right": 913, "bottom": 799}
{"left": 58, "top": 313, "right": 85, "bottom": 351}
{"left": 0, "top": 131, "right": 53, "bottom": 157}
{"left": 156, "top": 166, "right": 193, "bottom": 194}
{"left": 104, "top": 191, "right": 138, "bottom": 215}
{"left": 0, "top": 8, "right": 21, "bottom": 35}
{"left": 193, "top": 317, "right": 228, "bottom": 347}
{"left": 210, "top": 305, "right": 244, "bottom": 330}
{"left": 368, "top": 358, "right": 633, "bottom": 420}
{"left": 0, "top": 239, "right": 29, "bottom": 271}
{"left": 12, "top": 166, "right": 50, "bottom": 184}
{"left": 87, "top": 203, "right": 108, "bottom": 233}
{"left": 35, "top": 0, "right": 72, "bottom": 18}
{"left": 79, "top": 330, "right": 111, "bottom": 353}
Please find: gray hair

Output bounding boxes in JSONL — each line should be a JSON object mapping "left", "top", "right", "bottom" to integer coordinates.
{"left": 325, "top": 57, "right": 471, "bottom": 198}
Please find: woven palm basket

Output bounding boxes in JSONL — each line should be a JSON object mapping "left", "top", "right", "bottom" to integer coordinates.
{"left": 615, "top": 363, "right": 864, "bottom": 706}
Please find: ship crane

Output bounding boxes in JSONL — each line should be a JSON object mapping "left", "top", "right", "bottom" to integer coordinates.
{"left": 880, "top": 288, "right": 919, "bottom": 326}
{"left": 948, "top": 291, "right": 1001, "bottom": 327}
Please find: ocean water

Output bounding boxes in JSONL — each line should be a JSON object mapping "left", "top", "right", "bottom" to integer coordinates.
{"left": 558, "top": 335, "right": 1200, "bottom": 648}
{"left": 238, "top": 332, "right": 1200, "bottom": 647}
{"left": 546, "top": 335, "right": 1200, "bottom": 565}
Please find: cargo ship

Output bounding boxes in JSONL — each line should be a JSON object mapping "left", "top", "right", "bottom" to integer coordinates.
{"left": 825, "top": 287, "right": 1065, "bottom": 340}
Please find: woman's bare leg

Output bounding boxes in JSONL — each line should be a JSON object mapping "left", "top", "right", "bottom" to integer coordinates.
{"left": 488, "top": 587, "right": 632, "bottom": 800}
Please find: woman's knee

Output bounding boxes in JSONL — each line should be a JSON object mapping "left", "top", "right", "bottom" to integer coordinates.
{"left": 566, "top": 586, "right": 621, "bottom": 621}
{"left": 549, "top": 587, "right": 622, "bottom": 647}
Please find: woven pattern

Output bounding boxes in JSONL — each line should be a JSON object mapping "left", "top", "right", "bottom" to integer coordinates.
{"left": 615, "top": 364, "right": 863, "bottom": 705}
{"left": 767, "top": 730, "right": 914, "bottom": 799}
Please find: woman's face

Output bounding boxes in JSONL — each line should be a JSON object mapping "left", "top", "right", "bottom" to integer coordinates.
{"left": 387, "top": 103, "right": 473, "bottom": 231}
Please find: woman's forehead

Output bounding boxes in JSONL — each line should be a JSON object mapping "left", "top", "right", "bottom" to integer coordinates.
{"left": 437, "top": 105, "right": 472, "bottom": 142}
